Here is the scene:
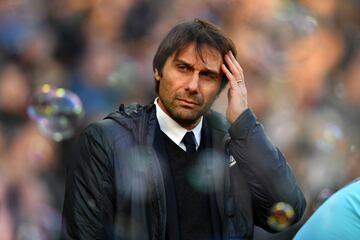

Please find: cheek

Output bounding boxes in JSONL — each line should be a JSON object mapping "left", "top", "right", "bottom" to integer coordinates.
{"left": 161, "top": 74, "right": 182, "bottom": 92}
{"left": 159, "top": 78, "right": 171, "bottom": 93}
{"left": 200, "top": 83, "right": 221, "bottom": 99}
{"left": 158, "top": 77, "right": 177, "bottom": 100}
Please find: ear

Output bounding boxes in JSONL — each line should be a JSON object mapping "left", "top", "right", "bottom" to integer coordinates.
{"left": 154, "top": 69, "right": 160, "bottom": 81}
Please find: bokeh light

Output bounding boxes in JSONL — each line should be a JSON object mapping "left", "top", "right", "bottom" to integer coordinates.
{"left": 247, "top": 2, "right": 319, "bottom": 70}
{"left": 267, "top": 202, "right": 295, "bottom": 231}
{"left": 270, "top": 4, "right": 319, "bottom": 64}
{"left": 116, "top": 146, "right": 163, "bottom": 202}
{"left": 314, "top": 122, "right": 344, "bottom": 153}
{"left": 27, "top": 84, "right": 84, "bottom": 141}
{"left": 309, "top": 109, "right": 346, "bottom": 154}
{"left": 186, "top": 150, "right": 225, "bottom": 194}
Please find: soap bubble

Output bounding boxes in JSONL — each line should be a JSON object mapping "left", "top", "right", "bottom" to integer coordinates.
{"left": 27, "top": 84, "right": 84, "bottom": 141}
{"left": 27, "top": 84, "right": 56, "bottom": 121}
{"left": 267, "top": 202, "right": 295, "bottom": 231}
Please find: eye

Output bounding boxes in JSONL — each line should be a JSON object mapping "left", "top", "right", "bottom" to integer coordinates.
{"left": 201, "top": 72, "right": 217, "bottom": 81}
{"left": 177, "top": 64, "right": 189, "bottom": 72}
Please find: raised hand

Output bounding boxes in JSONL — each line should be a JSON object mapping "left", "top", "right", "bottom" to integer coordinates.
{"left": 221, "top": 51, "right": 248, "bottom": 124}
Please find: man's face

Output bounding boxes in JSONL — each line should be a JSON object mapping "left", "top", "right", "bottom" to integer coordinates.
{"left": 155, "top": 43, "right": 223, "bottom": 129}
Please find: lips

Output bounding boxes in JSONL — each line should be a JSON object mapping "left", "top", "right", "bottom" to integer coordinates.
{"left": 177, "top": 98, "right": 199, "bottom": 107}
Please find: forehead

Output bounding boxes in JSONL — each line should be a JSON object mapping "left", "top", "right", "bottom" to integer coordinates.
{"left": 173, "top": 43, "right": 223, "bottom": 67}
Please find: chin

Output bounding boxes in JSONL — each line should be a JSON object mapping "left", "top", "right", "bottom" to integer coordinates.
{"left": 172, "top": 109, "right": 203, "bottom": 124}
{"left": 175, "top": 117, "right": 199, "bottom": 128}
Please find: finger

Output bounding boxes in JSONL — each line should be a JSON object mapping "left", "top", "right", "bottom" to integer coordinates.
{"left": 229, "top": 51, "right": 243, "bottom": 74}
{"left": 224, "top": 54, "right": 241, "bottom": 80}
{"left": 228, "top": 51, "right": 245, "bottom": 84}
{"left": 221, "top": 63, "right": 238, "bottom": 89}
{"left": 224, "top": 54, "right": 245, "bottom": 86}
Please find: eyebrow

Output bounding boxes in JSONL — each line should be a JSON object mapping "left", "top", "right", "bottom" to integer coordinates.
{"left": 173, "top": 58, "right": 221, "bottom": 77}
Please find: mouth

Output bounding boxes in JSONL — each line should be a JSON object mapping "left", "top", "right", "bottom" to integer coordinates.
{"left": 177, "top": 98, "right": 200, "bottom": 108}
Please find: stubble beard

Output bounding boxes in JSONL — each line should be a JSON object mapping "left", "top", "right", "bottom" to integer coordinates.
{"left": 159, "top": 93, "right": 214, "bottom": 127}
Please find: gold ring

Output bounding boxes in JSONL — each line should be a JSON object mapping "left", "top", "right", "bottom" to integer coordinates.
{"left": 237, "top": 79, "right": 243, "bottom": 83}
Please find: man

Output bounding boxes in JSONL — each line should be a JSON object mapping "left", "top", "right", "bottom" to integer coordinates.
{"left": 62, "top": 19, "right": 306, "bottom": 239}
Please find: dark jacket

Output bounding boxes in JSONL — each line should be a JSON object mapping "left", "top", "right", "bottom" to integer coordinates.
{"left": 62, "top": 103, "right": 306, "bottom": 239}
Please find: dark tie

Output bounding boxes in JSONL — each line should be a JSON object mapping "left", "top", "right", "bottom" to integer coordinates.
{"left": 182, "top": 131, "right": 197, "bottom": 153}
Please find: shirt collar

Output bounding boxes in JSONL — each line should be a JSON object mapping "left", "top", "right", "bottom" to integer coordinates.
{"left": 154, "top": 98, "right": 202, "bottom": 148}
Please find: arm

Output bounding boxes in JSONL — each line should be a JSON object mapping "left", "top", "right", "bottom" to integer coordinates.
{"left": 62, "top": 124, "right": 115, "bottom": 239}
{"left": 228, "top": 108, "right": 306, "bottom": 231}
{"left": 222, "top": 51, "right": 306, "bottom": 231}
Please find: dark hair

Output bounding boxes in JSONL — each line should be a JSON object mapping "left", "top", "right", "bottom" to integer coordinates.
{"left": 152, "top": 19, "right": 237, "bottom": 93}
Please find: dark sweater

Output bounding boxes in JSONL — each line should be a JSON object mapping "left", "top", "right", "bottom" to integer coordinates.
{"left": 160, "top": 131, "right": 213, "bottom": 240}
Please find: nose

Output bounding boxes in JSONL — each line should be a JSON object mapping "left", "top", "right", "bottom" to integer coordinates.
{"left": 185, "top": 73, "right": 200, "bottom": 92}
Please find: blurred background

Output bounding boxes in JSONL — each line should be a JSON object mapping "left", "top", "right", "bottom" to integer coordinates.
{"left": 0, "top": 0, "right": 359, "bottom": 239}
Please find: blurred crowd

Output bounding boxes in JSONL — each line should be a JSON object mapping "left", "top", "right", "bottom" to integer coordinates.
{"left": 0, "top": 0, "right": 359, "bottom": 239}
